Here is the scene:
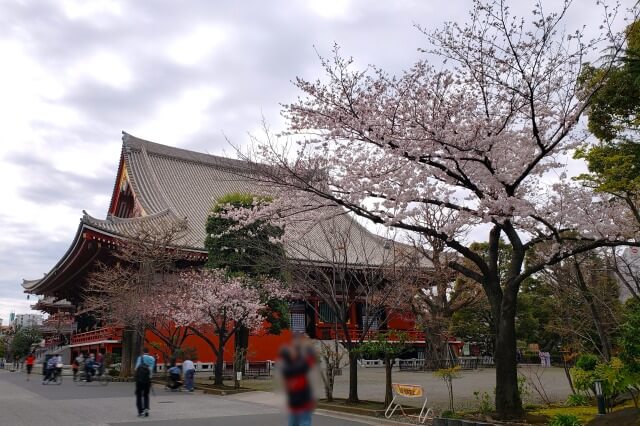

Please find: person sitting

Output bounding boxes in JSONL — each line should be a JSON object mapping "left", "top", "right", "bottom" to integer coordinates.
{"left": 167, "top": 363, "right": 182, "bottom": 391}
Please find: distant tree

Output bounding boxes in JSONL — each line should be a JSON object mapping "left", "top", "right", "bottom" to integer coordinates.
{"left": 580, "top": 20, "right": 640, "bottom": 144}
{"left": 0, "top": 334, "right": 7, "bottom": 359}
{"left": 316, "top": 338, "right": 347, "bottom": 402}
{"left": 357, "top": 332, "right": 410, "bottom": 406}
{"left": 576, "top": 19, "right": 640, "bottom": 225}
{"left": 206, "top": 192, "right": 289, "bottom": 373}
{"left": 408, "top": 207, "right": 482, "bottom": 369}
{"left": 542, "top": 252, "right": 622, "bottom": 361}
{"left": 609, "top": 246, "right": 640, "bottom": 302}
{"left": 11, "top": 327, "right": 42, "bottom": 360}
{"left": 515, "top": 278, "right": 559, "bottom": 352}
{"left": 619, "top": 300, "right": 640, "bottom": 408}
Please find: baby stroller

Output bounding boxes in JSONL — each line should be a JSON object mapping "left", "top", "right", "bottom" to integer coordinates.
{"left": 165, "top": 366, "right": 183, "bottom": 391}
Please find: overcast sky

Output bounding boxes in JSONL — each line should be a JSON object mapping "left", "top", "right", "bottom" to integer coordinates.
{"left": 0, "top": 0, "right": 634, "bottom": 322}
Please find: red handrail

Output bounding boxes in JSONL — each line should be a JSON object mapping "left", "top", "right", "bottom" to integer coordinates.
{"left": 319, "top": 327, "right": 424, "bottom": 342}
{"left": 71, "top": 326, "right": 122, "bottom": 345}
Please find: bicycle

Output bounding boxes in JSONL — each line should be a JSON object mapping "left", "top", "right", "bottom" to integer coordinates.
{"left": 75, "top": 369, "right": 112, "bottom": 386}
{"left": 42, "top": 368, "right": 63, "bottom": 385}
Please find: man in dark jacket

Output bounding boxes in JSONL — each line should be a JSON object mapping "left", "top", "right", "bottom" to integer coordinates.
{"left": 280, "top": 335, "right": 316, "bottom": 426}
{"left": 134, "top": 348, "right": 155, "bottom": 417}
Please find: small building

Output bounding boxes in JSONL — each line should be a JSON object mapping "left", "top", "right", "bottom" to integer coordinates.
{"left": 12, "top": 314, "right": 43, "bottom": 328}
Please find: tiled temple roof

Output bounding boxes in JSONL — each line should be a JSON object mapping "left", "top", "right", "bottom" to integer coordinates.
{"left": 113, "top": 132, "right": 416, "bottom": 266}
{"left": 32, "top": 297, "right": 73, "bottom": 310}
{"left": 23, "top": 133, "right": 430, "bottom": 294}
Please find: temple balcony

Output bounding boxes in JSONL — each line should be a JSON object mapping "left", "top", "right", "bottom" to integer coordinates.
{"left": 70, "top": 326, "right": 122, "bottom": 346}
{"left": 315, "top": 327, "right": 423, "bottom": 342}
{"left": 40, "top": 323, "right": 75, "bottom": 335}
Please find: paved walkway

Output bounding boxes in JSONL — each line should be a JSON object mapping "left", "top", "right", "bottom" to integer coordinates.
{"left": 329, "top": 365, "right": 572, "bottom": 409}
{"left": 0, "top": 370, "right": 380, "bottom": 425}
{"left": 229, "top": 365, "right": 572, "bottom": 410}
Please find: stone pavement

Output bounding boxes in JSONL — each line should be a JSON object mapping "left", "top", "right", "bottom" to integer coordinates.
{"left": 0, "top": 370, "right": 383, "bottom": 425}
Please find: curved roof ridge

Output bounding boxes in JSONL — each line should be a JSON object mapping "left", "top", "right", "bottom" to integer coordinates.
{"left": 107, "top": 144, "right": 126, "bottom": 216}
{"left": 84, "top": 209, "right": 175, "bottom": 226}
{"left": 22, "top": 278, "right": 43, "bottom": 290}
{"left": 122, "top": 131, "right": 252, "bottom": 174}
{"left": 121, "top": 132, "right": 171, "bottom": 214}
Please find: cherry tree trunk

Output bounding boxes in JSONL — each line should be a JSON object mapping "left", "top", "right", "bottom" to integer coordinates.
{"left": 348, "top": 350, "right": 359, "bottom": 403}
{"left": 424, "top": 322, "right": 449, "bottom": 370}
{"left": 120, "top": 326, "right": 142, "bottom": 378}
{"left": 120, "top": 327, "right": 134, "bottom": 378}
{"left": 214, "top": 328, "right": 226, "bottom": 386}
{"left": 384, "top": 355, "right": 393, "bottom": 407}
{"left": 214, "top": 351, "right": 224, "bottom": 386}
{"left": 494, "top": 308, "right": 524, "bottom": 419}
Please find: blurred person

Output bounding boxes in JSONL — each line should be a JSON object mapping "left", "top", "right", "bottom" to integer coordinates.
{"left": 166, "top": 362, "right": 182, "bottom": 391}
{"left": 96, "top": 351, "right": 105, "bottom": 376}
{"left": 182, "top": 357, "right": 196, "bottom": 392}
{"left": 42, "top": 355, "right": 60, "bottom": 384}
{"left": 280, "top": 334, "right": 316, "bottom": 426}
{"left": 84, "top": 353, "right": 97, "bottom": 382}
{"left": 25, "top": 352, "right": 35, "bottom": 381}
{"left": 71, "top": 357, "right": 79, "bottom": 381}
{"left": 134, "top": 348, "right": 155, "bottom": 417}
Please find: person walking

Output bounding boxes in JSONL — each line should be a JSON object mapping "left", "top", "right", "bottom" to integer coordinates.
{"left": 96, "top": 351, "right": 105, "bottom": 377}
{"left": 182, "top": 358, "right": 196, "bottom": 392}
{"left": 134, "top": 348, "right": 155, "bottom": 418}
{"left": 25, "top": 353, "right": 35, "bottom": 381}
{"left": 71, "top": 357, "right": 79, "bottom": 381}
{"left": 280, "top": 334, "right": 316, "bottom": 426}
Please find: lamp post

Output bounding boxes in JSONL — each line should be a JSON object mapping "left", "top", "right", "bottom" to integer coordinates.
{"left": 594, "top": 379, "right": 606, "bottom": 415}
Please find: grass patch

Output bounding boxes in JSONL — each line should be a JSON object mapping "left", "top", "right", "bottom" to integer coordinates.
{"left": 529, "top": 401, "right": 638, "bottom": 425}
{"left": 530, "top": 406, "right": 598, "bottom": 424}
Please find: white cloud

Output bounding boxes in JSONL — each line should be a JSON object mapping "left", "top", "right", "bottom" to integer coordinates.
{"left": 61, "top": 0, "right": 123, "bottom": 20}
{"left": 133, "top": 86, "right": 224, "bottom": 146}
{"left": 68, "top": 51, "right": 133, "bottom": 90}
{"left": 166, "top": 26, "right": 228, "bottom": 66}
{"left": 307, "top": 0, "right": 353, "bottom": 20}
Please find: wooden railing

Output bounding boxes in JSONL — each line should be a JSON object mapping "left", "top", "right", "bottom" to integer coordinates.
{"left": 71, "top": 326, "right": 122, "bottom": 345}
{"left": 317, "top": 328, "right": 423, "bottom": 342}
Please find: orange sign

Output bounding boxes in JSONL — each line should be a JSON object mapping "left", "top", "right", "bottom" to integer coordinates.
{"left": 392, "top": 384, "right": 423, "bottom": 398}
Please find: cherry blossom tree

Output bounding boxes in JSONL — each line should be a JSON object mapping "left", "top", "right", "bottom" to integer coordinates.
{"left": 84, "top": 217, "right": 190, "bottom": 377}
{"left": 172, "top": 269, "right": 285, "bottom": 386}
{"left": 233, "top": 1, "right": 639, "bottom": 418}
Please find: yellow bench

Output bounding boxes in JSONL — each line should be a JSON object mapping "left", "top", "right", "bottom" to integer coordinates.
{"left": 384, "top": 383, "right": 433, "bottom": 424}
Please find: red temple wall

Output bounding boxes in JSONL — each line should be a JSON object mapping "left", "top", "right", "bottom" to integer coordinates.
{"left": 144, "top": 324, "right": 295, "bottom": 364}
